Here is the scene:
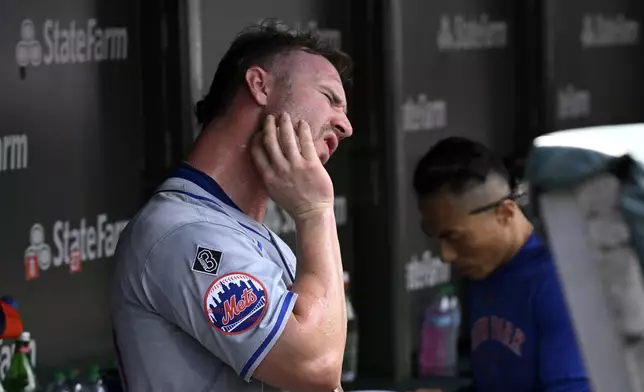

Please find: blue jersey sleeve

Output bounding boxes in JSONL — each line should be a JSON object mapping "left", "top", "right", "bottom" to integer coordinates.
{"left": 535, "top": 274, "right": 591, "bottom": 391}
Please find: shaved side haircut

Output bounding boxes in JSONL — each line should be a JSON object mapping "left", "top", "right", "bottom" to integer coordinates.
{"left": 413, "top": 137, "right": 514, "bottom": 212}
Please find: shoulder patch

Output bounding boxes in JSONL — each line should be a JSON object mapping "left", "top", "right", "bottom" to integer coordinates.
{"left": 192, "top": 246, "right": 222, "bottom": 276}
{"left": 203, "top": 272, "right": 268, "bottom": 335}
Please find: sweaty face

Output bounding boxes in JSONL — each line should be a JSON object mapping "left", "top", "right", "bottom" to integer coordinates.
{"left": 417, "top": 193, "right": 512, "bottom": 280}
{"left": 264, "top": 51, "right": 353, "bottom": 164}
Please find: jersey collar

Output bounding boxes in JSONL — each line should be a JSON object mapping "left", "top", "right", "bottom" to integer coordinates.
{"left": 171, "top": 163, "right": 243, "bottom": 213}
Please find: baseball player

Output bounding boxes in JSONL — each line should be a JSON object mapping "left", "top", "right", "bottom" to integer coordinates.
{"left": 111, "top": 23, "right": 352, "bottom": 392}
{"left": 412, "top": 137, "right": 590, "bottom": 392}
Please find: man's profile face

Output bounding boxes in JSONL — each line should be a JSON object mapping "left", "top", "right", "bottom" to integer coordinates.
{"left": 264, "top": 51, "right": 353, "bottom": 164}
{"left": 417, "top": 193, "right": 510, "bottom": 280}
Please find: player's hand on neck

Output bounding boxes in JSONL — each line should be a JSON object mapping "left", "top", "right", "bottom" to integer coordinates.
{"left": 250, "top": 112, "right": 334, "bottom": 221}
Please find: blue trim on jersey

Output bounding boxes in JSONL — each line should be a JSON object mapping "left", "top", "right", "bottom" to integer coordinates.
{"left": 154, "top": 189, "right": 223, "bottom": 210}
{"left": 238, "top": 222, "right": 271, "bottom": 243}
{"left": 173, "top": 163, "right": 275, "bottom": 241}
{"left": 240, "top": 290, "right": 296, "bottom": 379}
{"left": 167, "top": 164, "right": 297, "bottom": 283}
{"left": 173, "top": 163, "right": 243, "bottom": 212}
{"left": 153, "top": 189, "right": 271, "bottom": 242}
{"left": 154, "top": 188, "right": 296, "bottom": 283}
{"left": 269, "top": 230, "right": 296, "bottom": 283}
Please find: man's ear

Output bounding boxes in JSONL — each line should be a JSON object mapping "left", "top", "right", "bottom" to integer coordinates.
{"left": 495, "top": 200, "right": 515, "bottom": 226}
{"left": 245, "top": 66, "right": 270, "bottom": 107}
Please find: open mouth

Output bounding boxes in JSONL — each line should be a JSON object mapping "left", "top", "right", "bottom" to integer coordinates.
{"left": 324, "top": 134, "right": 339, "bottom": 157}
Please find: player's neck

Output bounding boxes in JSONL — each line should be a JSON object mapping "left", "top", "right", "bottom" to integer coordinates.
{"left": 185, "top": 114, "right": 269, "bottom": 223}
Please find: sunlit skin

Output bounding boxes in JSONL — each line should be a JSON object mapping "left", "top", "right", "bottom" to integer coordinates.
{"left": 179, "top": 48, "right": 352, "bottom": 390}
{"left": 186, "top": 50, "right": 353, "bottom": 221}
{"left": 417, "top": 191, "right": 532, "bottom": 280}
{"left": 253, "top": 51, "right": 352, "bottom": 164}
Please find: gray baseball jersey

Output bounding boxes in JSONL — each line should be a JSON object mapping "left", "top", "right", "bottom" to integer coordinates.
{"left": 111, "top": 163, "right": 298, "bottom": 392}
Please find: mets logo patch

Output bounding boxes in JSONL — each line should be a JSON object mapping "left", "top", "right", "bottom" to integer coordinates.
{"left": 203, "top": 272, "right": 268, "bottom": 335}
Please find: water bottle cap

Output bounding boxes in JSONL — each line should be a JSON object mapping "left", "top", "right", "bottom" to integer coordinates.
{"left": 343, "top": 271, "right": 350, "bottom": 284}
{"left": 19, "top": 331, "right": 31, "bottom": 342}
{"left": 439, "top": 296, "right": 450, "bottom": 311}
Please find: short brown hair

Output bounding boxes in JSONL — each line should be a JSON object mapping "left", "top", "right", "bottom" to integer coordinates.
{"left": 194, "top": 20, "right": 353, "bottom": 127}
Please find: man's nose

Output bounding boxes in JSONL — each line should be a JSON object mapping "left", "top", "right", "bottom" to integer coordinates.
{"left": 331, "top": 113, "right": 353, "bottom": 139}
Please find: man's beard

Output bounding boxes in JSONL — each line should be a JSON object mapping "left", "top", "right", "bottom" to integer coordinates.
{"left": 255, "top": 110, "right": 332, "bottom": 153}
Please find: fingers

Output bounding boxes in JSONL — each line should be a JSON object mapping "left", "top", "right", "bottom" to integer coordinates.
{"left": 296, "top": 119, "right": 317, "bottom": 160}
{"left": 261, "top": 115, "right": 289, "bottom": 169}
{"left": 254, "top": 113, "right": 316, "bottom": 178}
{"left": 277, "top": 112, "right": 300, "bottom": 161}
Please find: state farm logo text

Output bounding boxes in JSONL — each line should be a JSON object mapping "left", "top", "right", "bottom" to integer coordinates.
{"left": 16, "top": 18, "right": 128, "bottom": 67}
{"left": 557, "top": 85, "right": 591, "bottom": 120}
{"left": 437, "top": 14, "right": 508, "bottom": 51}
{"left": 24, "top": 213, "right": 128, "bottom": 280}
{"left": 0, "top": 134, "right": 28, "bottom": 174}
{"left": 402, "top": 94, "right": 448, "bottom": 132}
{"left": 581, "top": 14, "right": 640, "bottom": 48}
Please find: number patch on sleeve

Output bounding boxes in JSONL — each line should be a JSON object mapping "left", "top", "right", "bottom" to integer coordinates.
{"left": 192, "top": 246, "right": 222, "bottom": 276}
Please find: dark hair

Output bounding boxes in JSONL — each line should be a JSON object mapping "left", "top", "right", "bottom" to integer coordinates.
{"left": 413, "top": 137, "right": 512, "bottom": 198}
{"left": 194, "top": 20, "right": 353, "bottom": 126}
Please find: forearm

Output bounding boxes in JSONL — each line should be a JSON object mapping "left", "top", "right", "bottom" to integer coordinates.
{"left": 291, "top": 208, "right": 346, "bottom": 358}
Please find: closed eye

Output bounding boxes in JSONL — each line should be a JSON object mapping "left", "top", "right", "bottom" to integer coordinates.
{"left": 322, "top": 92, "right": 333, "bottom": 103}
{"left": 320, "top": 86, "right": 347, "bottom": 113}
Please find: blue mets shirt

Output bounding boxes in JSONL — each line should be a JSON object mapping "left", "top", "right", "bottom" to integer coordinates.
{"left": 459, "top": 233, "right": 591, "bottom": 392}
